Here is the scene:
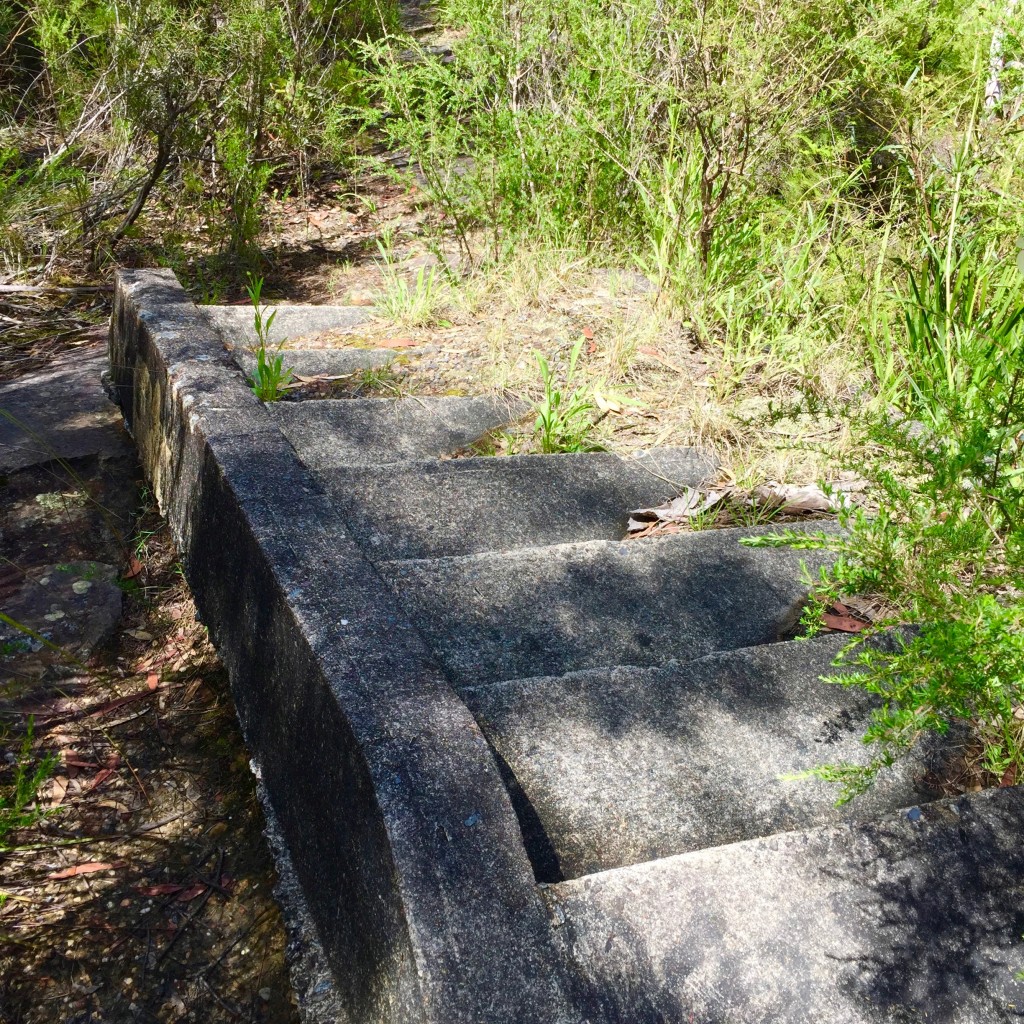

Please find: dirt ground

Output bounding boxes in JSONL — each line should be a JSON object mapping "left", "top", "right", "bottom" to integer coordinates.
{"left": 0, "top": 292, "right": 300, "bottom": 1022}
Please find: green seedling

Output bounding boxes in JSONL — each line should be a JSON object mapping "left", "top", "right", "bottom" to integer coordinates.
{"left": 245, "top": 274, "right": 293, "bottom": 402}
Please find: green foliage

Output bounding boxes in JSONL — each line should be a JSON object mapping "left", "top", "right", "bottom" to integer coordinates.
{"left": 246, "top": 274, "right": 293, "bottom": 401}
{"left": 0, "top": 719, "right": 59, "bottom": 852}
{"left": 0, "top": 0, "right": 397, "bottom": 272}
{"left": 534, "top": 336, "right": 603, "bottom": 454}
{"left": 744, "top": 199, "right": 1024, "bottom": 801}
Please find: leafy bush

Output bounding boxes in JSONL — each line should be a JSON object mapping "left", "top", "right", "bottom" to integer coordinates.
{"left": 746, "top": 202, "right": 1024, "bottom": 801}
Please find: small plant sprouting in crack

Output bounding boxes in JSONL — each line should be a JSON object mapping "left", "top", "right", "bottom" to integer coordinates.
{"left": 534, "top": 336, "right": 606, "bottom": 454}
{"left": 246, "top": 274, "right": 293, "bottom": 402}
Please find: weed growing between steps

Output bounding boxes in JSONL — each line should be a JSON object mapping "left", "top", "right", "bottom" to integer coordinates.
{"left": 246, "top": 275, "right": 294, "bottom": 401}
{"left": 360, "top": 0, "right": 1024, "bottom": 801}
{"left": 746, "top": 200, "right": 1024, "bottom": 801}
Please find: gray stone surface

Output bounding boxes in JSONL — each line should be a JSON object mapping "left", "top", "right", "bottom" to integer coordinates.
{"left": 465, "top": 633, "right": 946, "bottom": 879}
{"left": 546, "top": 786, "right": 1024, "bottom": 1023}
{"left": 317, "top": 448, "right": 716, "bottom": 560}
{"left": 110, "top": 270, "right": 579, "bottom": 1024}
{"left": 202, "top": 303, "right": 374, "bottom": 347}
{"left": 0, "top": 346, "right": 132, "bottom": 472}
{"left": 273, "top": 395, "right": 528, "bottom": 469}
{"left": 379, "top": 527, "right": 835, "bottom": 688}
{"left": 233, "top": 347, "right": 393, "bottom": 379}
{"left": 112, "top": 268, "right": 1024, "bottom": 1024}
{"left": 0, "top": 561, "right": 122, "bottom": 667}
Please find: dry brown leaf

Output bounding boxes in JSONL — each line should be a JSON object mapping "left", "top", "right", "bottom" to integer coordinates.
{"left": 48, "top": 862, "right": 118, "bottom": 880}
{"left": 377, "top": 338, "right": 418, "bottom": 349}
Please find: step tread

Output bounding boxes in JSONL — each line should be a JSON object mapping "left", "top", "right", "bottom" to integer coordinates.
{"left": 273, "top": 395, "right": 528, "bottom": 468}
{"left": 465, "top": 633, "right": 946, "bottom": 879}
{"left": 545, "top": 785, "right": 1024, "bottom": 1024}
{"left": 202, "top": 303, "right": 373, "bottom": 347}
{"left": 379, "top": 525, "right": 836, "bottom": 687}
{"left": 233, "top": 347, "right": 393, "bottom": 379}
{"left": 316, "top": 447, "right": 716, "bottom": 559}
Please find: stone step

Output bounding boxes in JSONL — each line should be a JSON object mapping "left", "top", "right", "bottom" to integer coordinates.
{"left": 233, "top": 347, "right": 393, "bottom": 379}
{"left": 544, "top": 785, "right": 1024, "bottom": 1023}
{"left": 316, "top": 447, "right": 715, "bottom": 560}
{"left": 379, "top": 526, "right": 836, "bottom": 688}
{"left": 273, "top": 395, "right": 528, "bottom": 469}
{"left": 202, "top": 303, "right": 373, "bottom": 347}
{"left": 464, "top": 633, "right": 947, "bottom": 880}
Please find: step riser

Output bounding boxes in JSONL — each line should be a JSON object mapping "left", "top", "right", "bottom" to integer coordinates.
{"left": 318, "top": 448, "right": 716, "bottom": 560}
{"left": 381, "top": 528, "right": 835, "bottom": 688}
{"left": 466, "top": 634, "right": 945, "bottom": 879}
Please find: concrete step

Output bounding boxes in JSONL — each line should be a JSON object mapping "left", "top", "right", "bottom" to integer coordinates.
{"left": 233, "top": 347, "right": 393, "bottom": 379}
{"left": 202, "top": 303, "right": 373, "bottom": 347}
{"left": 273, "top": 395, "right": 528, "bottom": 468}
{"left": 545, "top": 785, "right": 1024, "bottom": 1023}
{"left": 464, "top": 633, "right": 948, "bottom": 880}
{"left": 379, "top": 526, "right": 836, "bottom": 687}
{"left": 316, "top": 447, "right": 715, "bottom": 560}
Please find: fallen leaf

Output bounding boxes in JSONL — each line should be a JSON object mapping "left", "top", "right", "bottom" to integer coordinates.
{"left": 146, "top": 673, "right": 160, "bottom": 691}
{"left": 822, "top": 610, "right": 870, "bottom": 633}
{"left": 127, "top": 629, "right": 154, "bottom": 642}
{"left": 123, "top": 557, "right": 144, "bottom": 580}
{"left": 582, "top": 326, "right": 595, "bottom": 340}
{"left": 637, "top": 346, "right": 687, "bottom": 374}
{"left": 48, "top": 775, "right": 69, "bottom": 808}
{"left": 754, "top": 481, "right": 844, "bottom": 515}
{"left": 628, "top": 488, "right": 728, "bottom": 531}
{"left": 48, "top": 862, "right": 118, "bottom": 880}
{"left": 593, "top": 390, "right": 624, "bottom": 414}
{"left": 377, "top": 338, "right": 418, "bottom": 349}
{"left": 87, "top": 689, "right": 155, "bottom": 718}
{"left": 136, "top": 883, "right": 188, "bottom": 897}
{"left": 86, "top": 768, "right": 116, "bottom": 792}
{"left": 176, "top": 883, "right": 207, "bottom": 902}
{"left": 1001, "top": 764, "right": 1018, "bottom": 787}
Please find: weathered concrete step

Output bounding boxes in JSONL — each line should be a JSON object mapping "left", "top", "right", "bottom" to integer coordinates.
{"left": 464, "top": 633, "right": 946, "bottom": 880}
{"left": 316, "top": 447, "right": 715, "bottom": 559}
{"left": 202, "top": 303, "right": 373, "bottom": 347}
{"left": 379, "top": 526, "right": 835, "bottom": 688}
{"left": 545, "top": 785, "right": 1024, "bottom": 1023}
{"left": 233, "top": 347, "right": 393, "bottom": 379}
{"left": 273, "top": 395, "right": 528, "bottom": 468}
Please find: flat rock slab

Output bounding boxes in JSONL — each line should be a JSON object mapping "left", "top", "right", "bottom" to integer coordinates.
{"left": 317, "top": 448, "right": 716, "bottom": 560}
{"left": 232, "top": 347, "right": 393, "bottom": 379}
{"left": 202, "top": 304, "right": 374, "bottom": 347}
{"left": 1, "top": 561, "right": 122, "bottom": 675}
{"left": 380, "top": 527, "right": 834, "bottom": 688}
{"left": 0, "top": 346, "right": 131, "bottom": 472}
{"left": 466, "top": 634, "right": 946, "bottom": 878}
{"left": 273, "top": 395, "right": 529, "bottom": 468}
{"left": 546, "top": 786, "right": 1024, "bottom": 1023}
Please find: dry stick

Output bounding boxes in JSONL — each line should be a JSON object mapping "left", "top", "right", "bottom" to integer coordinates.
{"left": 156, "top": 849, "right": 224, "bottom": 965}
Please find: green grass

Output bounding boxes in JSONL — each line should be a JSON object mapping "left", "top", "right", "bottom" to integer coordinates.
{"left": 0, "top": 720, "right": 58, "bottom": 853}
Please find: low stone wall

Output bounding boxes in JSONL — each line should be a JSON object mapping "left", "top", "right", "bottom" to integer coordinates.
{"left": 109, "top": 269, "right": 576, "bottom": 1024}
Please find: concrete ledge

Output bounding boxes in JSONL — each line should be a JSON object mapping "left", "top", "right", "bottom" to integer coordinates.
{"left": 110, "top": 269, "right": 577, "bottom": 1024}
{"left": 546, "top": 786, "right": 1024, "bottom": 1023}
